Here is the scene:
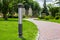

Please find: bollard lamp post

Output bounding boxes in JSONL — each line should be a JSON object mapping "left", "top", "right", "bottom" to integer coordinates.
{"left": 42, "top": 0, "right": 49, "bottom": 16}
{"left": 18, "top": 3, "right": 23, "bottom": 38}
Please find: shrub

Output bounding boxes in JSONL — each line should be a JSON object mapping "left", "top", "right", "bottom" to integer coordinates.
{"left": 50, "top": 16, "right": 54, "bottom": 19}
{"left": 23, "top": 15, "right": 26, "bottom": 18}
{"left": 38, "top": 16, "right": 45, "bottom": 19}
{"left": 55, "top": 16, "right": 60, "bottom": 20}
{"left": 40, "top": 17, "right": 45, "bottom": 19}
{"left": 44, "top": 16, "right": 51, "bottom": 20}
{"left": 49, "top": 7, "right": 59, "bottom": 17}
{"left": 55, "top": 12, "right": 60, "bottom": 20}
{"left": 55, "top": 13, "right": 60, "bottom": 17}
{"left": 13, "top": 16, "right": 18, "bottom": 18}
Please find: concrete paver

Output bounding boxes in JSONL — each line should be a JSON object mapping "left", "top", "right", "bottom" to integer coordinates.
{"left": 26, "top": 18, "right": 60, "bottom": 40}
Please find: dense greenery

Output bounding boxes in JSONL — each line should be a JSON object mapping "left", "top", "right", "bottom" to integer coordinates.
{"left": 49, "top": 7, "right": 59, "bottom": 17}
{"left": 23, "top": 0, "right": 33, "bottom": 16}
{"left": 47, "top": 4, "right": 59, "bottom": 17}
{"left": 22, "top": 0, "right": 41, "bottom": 17}
{"left": 31, "top": 1, "right": 41, "bottom": 17}
{"left": 0, "top": 0, "right": 41, "bottom": 20}
{"left": 0, "top": 18, "right": 38, "bottom": 40}
{"left": 49, "top": 19, "right": 60, "bottom": 23}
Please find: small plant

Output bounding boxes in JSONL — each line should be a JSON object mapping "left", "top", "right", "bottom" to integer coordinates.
{"left": 38, "top": 15, "right": 45, "bottom": 19}
{"left": 55, "top": 16, "right": 60, "bottom": 20}
{"left": 38, "top": 16, "right": 44, "bottom": 19}
{"left": 23, "top": 15, "right": 26, "bottom": 18}
{"left": 55, "top": 13, "right": 60, "bottom": 20}
{"left": 50, "top": 16, "right": 54, "bottom": 19}
{"left": 44, "top": 16, "right": 51, "bottom": 20}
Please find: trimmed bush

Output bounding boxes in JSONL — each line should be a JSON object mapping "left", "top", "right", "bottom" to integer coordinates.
{"left": 38, "top": 16, "right": 45, "bottom": 19}
{"left": 55, "top": 13, "right": 60, "bottom": 20}
{"left": 55, "top": 13, "right": 60, "bottom": 17}
{"left": 44, "top": 16, "right": 51, "bottom": 20}
{"left": 49, "top": 7, "right": 59, "bottom": 17}
{"left": 23, "top": 15, "right": 26, "bottom": 18}
{"left": 55, "top": 16, "right": 60, "bottom": 20}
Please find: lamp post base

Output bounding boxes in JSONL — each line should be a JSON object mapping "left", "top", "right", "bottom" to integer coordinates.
{"left": 18, "top": 24, "right": 22, "bottom": 38}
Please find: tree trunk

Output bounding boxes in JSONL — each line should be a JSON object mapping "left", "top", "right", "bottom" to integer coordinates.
{"left": 25, "top": 9, "right": 29, "bottom": 16}
{"left": 3, "top": 14, "right": 8, "bottom": 20}
{"left": 10, "top": 12, "right": 14, "bottom": 18}
{"left": 9, "top": 9, "right": 14, "bottom": 18}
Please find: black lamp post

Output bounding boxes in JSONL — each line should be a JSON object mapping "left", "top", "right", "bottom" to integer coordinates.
{"left": 18, "top": 3, "right": 23, "bottom": 38}
{"left": 44, "top": 0, "right": 49, "bottom": 15}
{"left": 42, "top": 0, "right": 49, "bottom": 16}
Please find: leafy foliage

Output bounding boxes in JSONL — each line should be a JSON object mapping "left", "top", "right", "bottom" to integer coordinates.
{"left": 31, "top": 1, "right": 41, "bottom": 17}
{"left": 0, "top": 0, "right": 41, "bottom": 20}
{"left": 49, "top": 7, "right": 59, "bottom": 17}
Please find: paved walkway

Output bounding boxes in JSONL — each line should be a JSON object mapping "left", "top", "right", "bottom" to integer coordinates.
{"left": 25, "top": 18, "right": 60, "bottom": 40}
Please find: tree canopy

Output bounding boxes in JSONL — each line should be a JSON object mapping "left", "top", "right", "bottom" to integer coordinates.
{"left": 0, "top": 0, "right": 41, "bottom": 20}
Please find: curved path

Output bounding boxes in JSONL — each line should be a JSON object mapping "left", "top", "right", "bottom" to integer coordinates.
{"left": 25, "top": 18, "right": 60, "bottom": 40}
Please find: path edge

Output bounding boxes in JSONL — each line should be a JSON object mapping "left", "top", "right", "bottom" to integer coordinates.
{"left": 36, "top": 31, "right": 40, "bottom": 40}
{"left": 23, "top": 19, "right": 40, "bottom": 40}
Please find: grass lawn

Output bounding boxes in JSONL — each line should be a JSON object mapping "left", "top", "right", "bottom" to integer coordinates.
{"left": 36, "top": 18, "right": 60, "bottom": 23}
{"left": 0, "top": 18, "right": 38, "bottom": 40}
{"left": 39, "top": 19, "right": 60, "bottom": 23}
{"left": 48, "top": 19, "right": 60, "bottom": 23}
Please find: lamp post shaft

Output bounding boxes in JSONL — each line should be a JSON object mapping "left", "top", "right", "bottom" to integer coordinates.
{"left": 18, "top": 3, "right": 23, "bottom": 38}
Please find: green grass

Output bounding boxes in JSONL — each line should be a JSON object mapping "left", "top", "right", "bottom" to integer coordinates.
{"left": 0, "top": 18, "right": 38, "bottom": 40}
{"left": 48, "top": 19, "right": 60, "bottom": 23}
{"left": 37, "top": 17, "right": 60, "bottom": 23}
{"left": 38, "top": 18, "right": 60, "bottom": 23}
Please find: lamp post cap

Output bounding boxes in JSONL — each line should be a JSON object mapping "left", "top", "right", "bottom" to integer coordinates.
{"left": 18, "top": 3, "right": 23, "bottom": 6}
{"left": 18, "top": 3, "right": 24, "bottom": 8}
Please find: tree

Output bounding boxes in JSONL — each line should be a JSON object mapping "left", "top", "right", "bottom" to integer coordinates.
{"left": 5, "top": 0, "right": 18, "bottom": 18}
{"left": 0, "top": 0, "right": 41, "bottom": 20}
{"left": 31, "top": 1, "right": 41, "bottom": 17}
{"left": 23, "top": 0, "right": 33, "bottom": 16}
{"left": 0, "top": 0, "right": 2, "bottom": 12}
{"left": 47, "top": 4, "right": 59, "bottom": 17}
{"left": 56, "top": 0, "right": 60, "bottom": 4}
{"left": 8, "top": 0, "right": 18, "bottom": 17}
{"left": 47, "top": 4, "right": 54, "bottom": 9}
{"left": 24, "top": 3, "right": 30, "bottom": 16}
{"left": 2, "top": 0, "right": 9, "bottom": 20}
{"left": 55, "top": 0, "right": 60, "bottom": 12}
{"left": 49, "top": 7, "right": 59, "bottom": 17}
